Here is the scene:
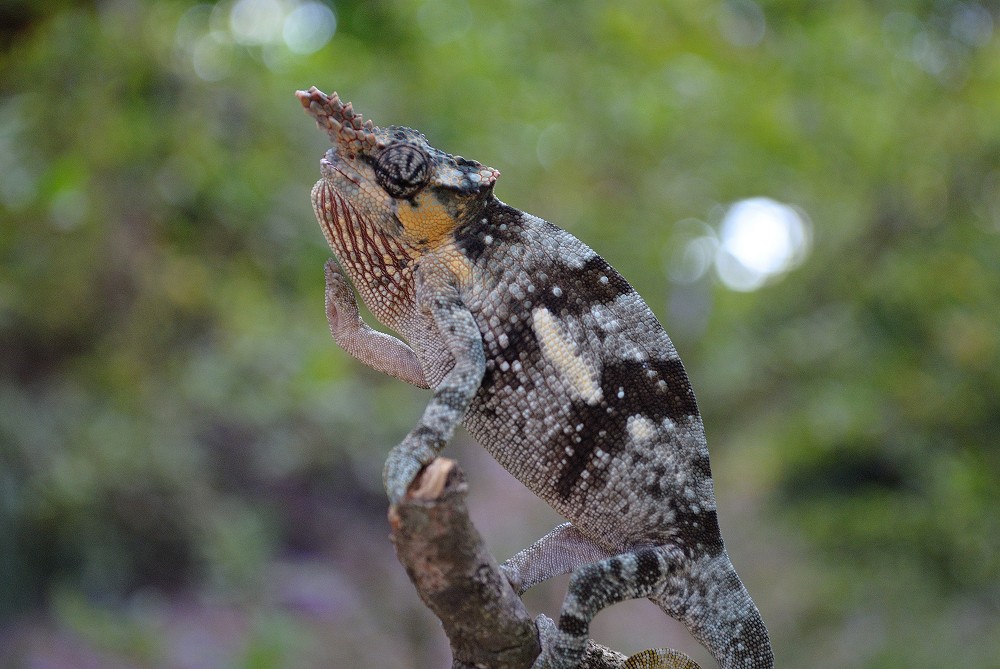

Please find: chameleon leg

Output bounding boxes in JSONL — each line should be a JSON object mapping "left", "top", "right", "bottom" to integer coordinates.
{"left": 651, "top": 551, "right": 773, "bottom": 669}
{"left": 501, "top": 522, "right": 619, "bottom": 595}
{"left": 383, "top": 269, "right": 486, "bottom": 503}
{"left": 324, "top": 259, "right": 429, "bottom": 388}
{"left": 534, "top": 546, "right": 679, "bottom": 669}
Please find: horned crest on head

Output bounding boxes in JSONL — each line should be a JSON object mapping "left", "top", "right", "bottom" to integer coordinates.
{"left": 296, "top": 86, "right": 500, "bottom": 195}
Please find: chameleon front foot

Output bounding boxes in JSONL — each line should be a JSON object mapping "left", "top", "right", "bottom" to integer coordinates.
{"left": 383, "top": 432, "right": 442, "bottom": 505}
{"left": 323, "top": 258, "right": 361, "bottom": 335}
{"left": 383, "top": 450, "right": 426, "bottom": 505}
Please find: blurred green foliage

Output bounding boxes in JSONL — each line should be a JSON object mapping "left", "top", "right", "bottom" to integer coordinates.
{"left": 1, "top": 0, "right": 998, "bottom": 667}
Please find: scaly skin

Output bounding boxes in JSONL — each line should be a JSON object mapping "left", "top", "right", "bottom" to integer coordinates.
{"left": 296, "top": 86, "right": 774, "bottom": 669}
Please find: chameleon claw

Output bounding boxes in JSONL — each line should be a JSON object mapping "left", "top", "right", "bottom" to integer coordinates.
{"left": 383, "top": 441, "right": 434, "bottom": 506}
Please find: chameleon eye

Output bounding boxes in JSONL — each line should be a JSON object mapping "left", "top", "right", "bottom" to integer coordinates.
{"left": 374, "top": 144, "right": 431, "bottom": 199}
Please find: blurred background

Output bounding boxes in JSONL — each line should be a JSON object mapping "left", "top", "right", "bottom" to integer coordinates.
{"left": 2, "top": 1, "right": 999, "bottom": 667}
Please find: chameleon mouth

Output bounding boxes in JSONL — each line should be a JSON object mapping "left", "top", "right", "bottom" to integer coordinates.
{"left": 320, "top": 148, "right": 362, "bottom": 186}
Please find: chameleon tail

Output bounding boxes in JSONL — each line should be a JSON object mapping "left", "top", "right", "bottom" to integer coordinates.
{"left": 651, "top": 550, "right": 773, "bottom": 669}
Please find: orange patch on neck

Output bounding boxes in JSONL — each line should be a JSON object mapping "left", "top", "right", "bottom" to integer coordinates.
{"left": 395, "top": 192, "right": 459, "bottom": 248}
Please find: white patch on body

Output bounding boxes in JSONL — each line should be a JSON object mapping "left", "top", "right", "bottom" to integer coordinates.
{"left": 627, "top": 414, "right": 658, "bottom": 443}
{"left": 532, "top": 306, "right": 603, "bottom": 405}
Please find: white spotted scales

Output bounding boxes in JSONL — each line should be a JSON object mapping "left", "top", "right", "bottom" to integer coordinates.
{"left": 296, "top": 86, "right": 774, "bottom": 669}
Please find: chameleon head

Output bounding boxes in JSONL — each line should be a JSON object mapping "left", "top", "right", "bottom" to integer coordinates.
{"left": 296, "top": 86, "right": 500, "bottom": 249}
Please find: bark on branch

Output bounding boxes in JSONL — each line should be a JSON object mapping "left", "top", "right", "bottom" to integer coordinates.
{"left": 388, "top": 457, "right": 701, "bottom": 669}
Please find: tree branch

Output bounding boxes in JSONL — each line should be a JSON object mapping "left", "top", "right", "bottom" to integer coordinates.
{"left": 388, "top": 458, "right": 701, "bottom": 669}
{"left": 388, "top": 457, "right": 540, "bottom": 669}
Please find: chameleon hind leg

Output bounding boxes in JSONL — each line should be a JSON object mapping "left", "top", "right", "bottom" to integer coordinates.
{"left": 501, "top": 523, "right": 619, "bottom": 595}
{"left": 533, "top": 546, "right": 679, "bottom": 669}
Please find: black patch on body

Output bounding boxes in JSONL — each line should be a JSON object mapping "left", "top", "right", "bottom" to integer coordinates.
{"left": 551, "top": 357, "right": 699, "bottom": 501}
{"left": 552, "top": 398, "right": 628, "bottom": 500}
{"left": 535, "top": 242, "right": 635, "bottom": 318}
{"left": 603, "top": 358, "right": 699, "bottom": 426}
{"left": 692, "top": 451, "right": 713, "bottom": 480}
{"left": 649, "top": 357, "right": 699, "bottom": 421}
{"left": 455, "top": 199, "right": 527, "bottom": 263}
{"left": 671, "top": 506, "right": 724, "bottom": 556}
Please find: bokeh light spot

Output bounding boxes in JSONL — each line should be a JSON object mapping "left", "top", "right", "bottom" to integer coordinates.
{"left": 716, "top": 197, "right": 810, "bottom": 291}
{"left": 667, "top": 219, "right": 718, "bottom": 285}
{"left": 669, "top": 199, "right": 811, "bottom": 292}
{"left": 175, "top": 1, "right": 335, "bottom": 79}
{"left": 951, "top": 3, "right": 993, "bottom": 47}
{"left": 283, "top": 2, "right": 336, "bottom": 54}
{"left": 230, "top": 0, "right": 284, "bottom": 45}
{"left": 191, "top": 32, "right": 233, "bottom": 81}
{"left": 719, "top": 0, "right": 766, "bottom": 47}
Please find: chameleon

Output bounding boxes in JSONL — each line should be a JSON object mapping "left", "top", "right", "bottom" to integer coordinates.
{"left": 296, "top": 86, "right": 774, "bottom": 669}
